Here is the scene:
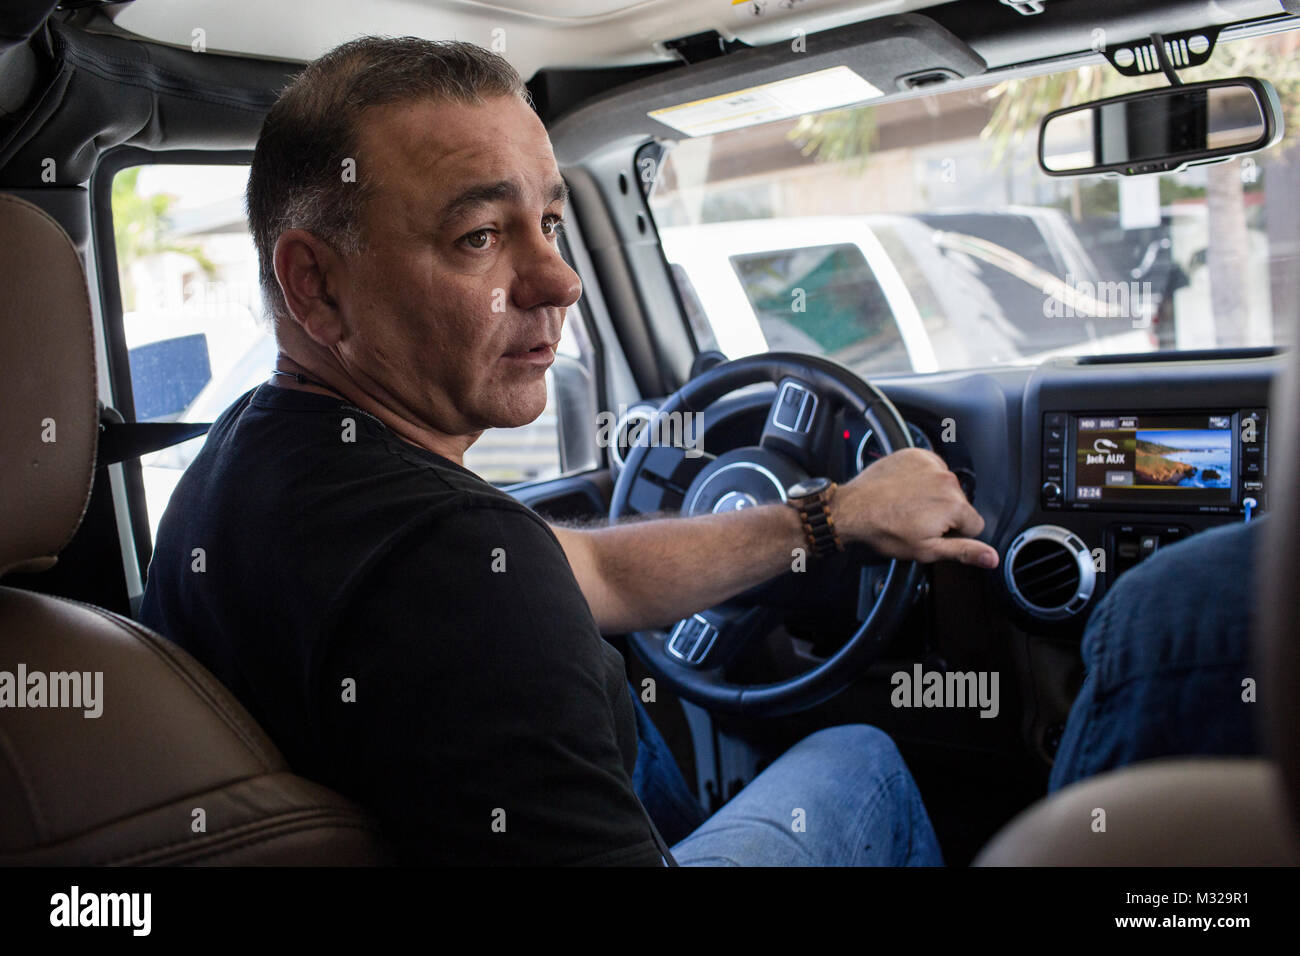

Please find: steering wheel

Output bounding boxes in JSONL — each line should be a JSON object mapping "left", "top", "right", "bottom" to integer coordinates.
{"left": 609, "top": 352, "right": 924, "bottom": 718}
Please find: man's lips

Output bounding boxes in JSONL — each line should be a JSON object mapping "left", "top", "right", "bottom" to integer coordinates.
{"left": 502, "top": 341, "right": 558, "bottom": 365}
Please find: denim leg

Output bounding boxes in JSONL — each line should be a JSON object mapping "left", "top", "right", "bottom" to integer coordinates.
{"left": 1049, "top": 521, "right": 1261, "bottom": 793}
{"left": 671, "top": 724, "right": 943, "bottom": 866}
{"left": 628, "top": 683, "right": 708, "bottom": 847}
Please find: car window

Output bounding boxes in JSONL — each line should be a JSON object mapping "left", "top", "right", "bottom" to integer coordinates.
{"left": 729, "top": 243, "right": 909, "bottom": 375}
{"left": 110, "top": 163, "right": 595, "bottom": 541}
{"left": 647, "top": 27, "right": 1300, "bottom": 373}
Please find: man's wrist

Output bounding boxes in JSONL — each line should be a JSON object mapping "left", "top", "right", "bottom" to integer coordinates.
{"left": 786, "top": 478, "right": 844, "bottom": 557}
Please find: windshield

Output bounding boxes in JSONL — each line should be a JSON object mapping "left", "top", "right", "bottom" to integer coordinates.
{"left": 647, "top": 26, "right": 1300, "bottom": 375}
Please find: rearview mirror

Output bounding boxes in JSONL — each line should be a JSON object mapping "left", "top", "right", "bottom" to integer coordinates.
{"left": 1038, "top": 77, "right": 1283, "bottom": 177}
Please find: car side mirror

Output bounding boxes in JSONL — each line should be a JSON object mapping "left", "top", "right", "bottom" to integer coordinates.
{"left": 1038, "top": 76, "right": 1284, "bottom": 177}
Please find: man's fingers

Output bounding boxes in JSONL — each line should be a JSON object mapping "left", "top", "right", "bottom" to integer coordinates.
{"left": 920, "top": 536, "right": 1000, "bottom": 569}
{"left": 947, "top": 496, "right": 986, "bottom": 538}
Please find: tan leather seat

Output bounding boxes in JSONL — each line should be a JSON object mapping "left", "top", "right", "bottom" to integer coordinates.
{"left": 975, "top": 758, "right": 1296, "bottom": 865}
{"left": 977, "top": 350, "right": 1300, "bottom": 866}
{"left": 0, "top": 193, "right": 392, "bottom": 865}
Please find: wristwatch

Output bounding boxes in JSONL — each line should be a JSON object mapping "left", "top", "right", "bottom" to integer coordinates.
{"left": 786, "top": 477, "right": 843, "bottom": 558}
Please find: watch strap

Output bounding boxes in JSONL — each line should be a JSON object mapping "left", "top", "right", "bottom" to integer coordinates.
{"left": 792, "top": 482, "right": 843, "bottom": 557}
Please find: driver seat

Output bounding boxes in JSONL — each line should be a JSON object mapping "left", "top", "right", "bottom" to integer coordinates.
{"left": 0, "top": 193, "right": 392, "bottom": 864}
{"left": 976, "top": 353, "right": 1300, "bottom": 865}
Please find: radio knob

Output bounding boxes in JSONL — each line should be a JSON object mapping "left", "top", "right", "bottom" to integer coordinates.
{"left": 1041, "top": 481, "right": 1062, "bottom": 503}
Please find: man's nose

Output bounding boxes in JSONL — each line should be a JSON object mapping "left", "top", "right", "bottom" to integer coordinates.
{"left": 513, "top": 236, "right": 582, "bottom": 312}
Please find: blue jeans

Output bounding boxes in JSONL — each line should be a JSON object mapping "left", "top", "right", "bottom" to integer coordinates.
{"left": 1049, "top": 520, "right": 1261, "bottom": 792}
{"left": 628, "top": 684, "right": 710, "bottom": 847}
{"left": 629, "top": 687, "right": 943, "bottom": 866}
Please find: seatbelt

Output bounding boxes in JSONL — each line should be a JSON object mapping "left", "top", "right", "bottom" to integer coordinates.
{"left": 96, "top": 405, "right": 212, "bottom": 466}
{"left": 632, "top": 790, "right": 679, "bottom": 867}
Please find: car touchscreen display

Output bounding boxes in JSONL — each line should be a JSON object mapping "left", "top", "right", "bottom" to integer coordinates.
{"left": 1073, "top": 413, "right": 1234, "bottom": 506}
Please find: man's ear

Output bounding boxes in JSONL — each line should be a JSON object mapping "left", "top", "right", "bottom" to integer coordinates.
{"left": 273, "top": 228, "right": 347, "bottom": 347}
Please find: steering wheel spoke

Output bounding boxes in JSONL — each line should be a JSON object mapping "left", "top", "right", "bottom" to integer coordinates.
{"left": 622, "top": 444, "right": 707, "bottom": 513}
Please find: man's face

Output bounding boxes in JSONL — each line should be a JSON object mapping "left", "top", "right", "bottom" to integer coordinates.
{"left": 333, "top": 95, "right": 582, "bottom": 436}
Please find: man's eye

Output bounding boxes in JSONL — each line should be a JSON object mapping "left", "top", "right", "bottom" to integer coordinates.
{"left": 542, "top": 215, "right": 565, "bottom": 238}
{"left": 462, "top": 229, "right": 495, "bottom": 251}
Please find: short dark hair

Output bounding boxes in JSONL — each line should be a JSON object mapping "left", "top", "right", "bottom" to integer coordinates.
{"left": 246, "top": 37, "right": 529, "bottom": 327}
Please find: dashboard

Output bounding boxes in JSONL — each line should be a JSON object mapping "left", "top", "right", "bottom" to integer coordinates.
{"left": 844, "top": 418, "right": 934, "bottom": 474}
{"left": 609, "top": 351, "right": 1280, "bottom": 635}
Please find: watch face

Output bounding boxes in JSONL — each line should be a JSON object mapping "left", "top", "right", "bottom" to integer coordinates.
{"left": 788, "top": 477, "right": 830, "bottom": 499}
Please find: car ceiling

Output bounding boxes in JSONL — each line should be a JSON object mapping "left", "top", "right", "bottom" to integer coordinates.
{"left": 111, "top": 0, "right": 957, "bottom": 79}
{"left": 104, "top": 0, "right": 1300, "bottom": 79}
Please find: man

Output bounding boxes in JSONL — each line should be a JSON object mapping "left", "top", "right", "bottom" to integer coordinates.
{"left": 1048, "top": 518, "right": 1262, "bottom": 792}
{"left": 140, "top": 37, "right": 998, "bottom": 866}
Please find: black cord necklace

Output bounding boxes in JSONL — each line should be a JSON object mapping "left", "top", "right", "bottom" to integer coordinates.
{"left": 270, "top": 367, "right": 347, "bottom": 400}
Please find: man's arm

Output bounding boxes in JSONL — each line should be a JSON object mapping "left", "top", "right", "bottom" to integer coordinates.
{"left": 553, "top": 447, "right": 999, "bottom": 633}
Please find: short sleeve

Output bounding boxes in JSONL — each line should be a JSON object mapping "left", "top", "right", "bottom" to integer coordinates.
{"left": 318, "top": 499, "right": 663, "bottom": 865}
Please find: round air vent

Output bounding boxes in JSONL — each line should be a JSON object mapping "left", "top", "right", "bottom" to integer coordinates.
{"left": 1004, "top": 525, "right": 1096, "bottom": 620}
{"left": 609, "top": 404, "right": 657, "bottom": 472}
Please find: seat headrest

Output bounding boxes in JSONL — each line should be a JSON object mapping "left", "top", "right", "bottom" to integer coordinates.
{"left": 0, "top": 194, "right": 98, "bottom": 577}
{"left": 1258, "top": 341, "right": 1300, "bottom": 837}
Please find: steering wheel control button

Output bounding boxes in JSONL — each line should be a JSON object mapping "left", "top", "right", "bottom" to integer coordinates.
{"left": 772, "top": 380, "right": 818, "bottom": 434}
{"left": 667, "top": 614, "right": 718, "bottom": 665}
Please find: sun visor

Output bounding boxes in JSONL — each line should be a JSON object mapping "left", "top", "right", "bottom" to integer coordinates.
{"left": 548, "top": 13, "right": 986, "bottom": 165}
{"left": 0, "top": 18, "right": 301, "bottom": 187}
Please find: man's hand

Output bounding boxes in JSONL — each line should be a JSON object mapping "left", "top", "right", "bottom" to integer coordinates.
{"left": 833, "top": 448, "right": 1000, "bottom": 569}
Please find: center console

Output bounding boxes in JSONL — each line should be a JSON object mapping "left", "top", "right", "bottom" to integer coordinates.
{"left": 1005, "top": 404, "right": 1268, "bottom": 624}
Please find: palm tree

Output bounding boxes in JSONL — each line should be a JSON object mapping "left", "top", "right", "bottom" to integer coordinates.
{"left": 111, "top": 167, "right": 217, "bottom": 310}
{"left": 788, "top": 107, "right": 878, "bottom": 171}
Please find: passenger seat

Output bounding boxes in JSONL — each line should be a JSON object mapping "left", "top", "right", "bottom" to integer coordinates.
{"left": 0, "top": 192, "right": 392, "bottom": 864}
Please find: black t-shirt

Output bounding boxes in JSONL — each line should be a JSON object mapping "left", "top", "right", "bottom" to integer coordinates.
{"left": 139, "top": 383, "right": 664, "bottom": 865}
